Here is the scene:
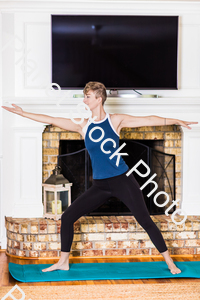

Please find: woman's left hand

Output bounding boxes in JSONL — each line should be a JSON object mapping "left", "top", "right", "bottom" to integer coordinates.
{"left": 176, "top": 119, "right": 198, "bottom": 130}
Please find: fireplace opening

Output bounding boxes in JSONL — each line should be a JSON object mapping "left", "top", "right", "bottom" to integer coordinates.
{"left": 58, "top": 139, "right": 176, "bottom": 216}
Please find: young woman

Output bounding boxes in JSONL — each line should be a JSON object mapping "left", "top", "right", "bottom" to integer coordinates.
{"left": 2, "top": 81, "right": 198, "bottom": 275}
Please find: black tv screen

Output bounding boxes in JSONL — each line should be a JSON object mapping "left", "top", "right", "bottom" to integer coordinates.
{"left": 51, "top": 15, "right": 179, "bottom": 90}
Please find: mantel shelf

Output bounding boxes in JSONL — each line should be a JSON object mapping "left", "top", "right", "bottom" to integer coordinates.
{"left": 2, "top": 97, "right": 200, "bottom": 106}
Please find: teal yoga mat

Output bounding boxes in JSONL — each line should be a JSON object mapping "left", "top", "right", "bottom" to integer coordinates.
{"left": 8, "top": 261, "right": 200, "bottom": 282}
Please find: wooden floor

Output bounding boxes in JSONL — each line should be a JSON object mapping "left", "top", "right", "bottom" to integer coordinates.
{"left": 1, "top": 250, "right": 200, "bottom": 286}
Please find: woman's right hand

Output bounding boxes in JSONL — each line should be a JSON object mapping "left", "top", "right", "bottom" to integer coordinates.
{"left": 1, "top": 104, "right": 24, "bottom": 116}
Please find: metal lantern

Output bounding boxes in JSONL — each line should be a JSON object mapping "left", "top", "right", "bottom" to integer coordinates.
{"left": 42, "top": 165, "right": 72, "bottom": 220}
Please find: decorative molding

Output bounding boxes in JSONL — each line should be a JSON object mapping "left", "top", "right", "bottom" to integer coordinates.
{"left": 181, "top": 126, "right": 200, "bottom": 132}
{"left": 12, "top": 126, "right": 46, "bottom": 132}
{"left": 24, "top": 22, "right": 50, "bottom": 89}
{"left": 2, "top": 97, "right": 200, "bottom": 115}
{"left": 13, "top": 130, "right": 43, "bottom": 215}
{"left": 180, "top": 128, "right": 200, "bottom": 215}
{"left": 2, "top": 97, "right": 200, "bottom": 105}
{"left": 1, "top": 1, "right": 200, "bottom": 15}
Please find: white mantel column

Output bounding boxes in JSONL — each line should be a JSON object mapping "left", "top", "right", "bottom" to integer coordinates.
{"left": 12, "top": 126, "right": 44, "bottom": 216}
{"left": 4, "top": 113, "right": 45, "bottom": 217}
{"left": 180, "top": 126, "right": 200, "bottom": 215}
{"left": 1, "top": 112, "right": 45, "bottom": 249}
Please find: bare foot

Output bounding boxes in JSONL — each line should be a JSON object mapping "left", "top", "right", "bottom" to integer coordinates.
{"left": 42, "top": 261, "right": 69, "bottom": 272}
{"left": 166, "top": 258, "right": 181, "bottom": 275}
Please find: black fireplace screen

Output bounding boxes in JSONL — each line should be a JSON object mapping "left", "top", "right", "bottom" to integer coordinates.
{"left": 58, "top": 140, "right": 176, "bottom": 216}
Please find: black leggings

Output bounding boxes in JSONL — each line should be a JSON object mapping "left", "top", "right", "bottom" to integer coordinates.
{"left": 60, "top": 170, "right": 168, "bottom": 253}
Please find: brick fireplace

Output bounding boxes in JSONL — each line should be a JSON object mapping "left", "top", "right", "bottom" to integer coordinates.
{"left": 3, "top": 105, "right": 200, "bottom": 258}
{"left": 6, "top": 121, "right": 192, "bottom": 258}
{"left": 3, "top": 93, "right": 200, "bottom": 256}
{"left": 42, "top": 122, "right": 182, "bottom": 211}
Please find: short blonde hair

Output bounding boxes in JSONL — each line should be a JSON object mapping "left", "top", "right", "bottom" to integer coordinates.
{"left": 83, "top": 81, "right": 107, "bottom": 106}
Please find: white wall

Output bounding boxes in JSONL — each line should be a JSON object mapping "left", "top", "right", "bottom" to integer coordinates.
{"left": 1, "top": 0, "right": 200, "bottom": 250}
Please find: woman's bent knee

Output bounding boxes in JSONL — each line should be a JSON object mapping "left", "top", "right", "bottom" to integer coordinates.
{"left": 61, "top": 208, "right": 78, "bottom": 225}
{"left": 61, "top": 210, "right": 71, "bottom": 224}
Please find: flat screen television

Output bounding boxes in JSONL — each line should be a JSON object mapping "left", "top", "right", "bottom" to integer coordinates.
{"left": 51, "top": 15, "right": 179, "bottom": 90}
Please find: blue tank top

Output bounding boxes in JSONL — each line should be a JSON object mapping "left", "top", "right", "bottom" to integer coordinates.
{"left": 84, "top": 112, "right": 129, "bottom": 179}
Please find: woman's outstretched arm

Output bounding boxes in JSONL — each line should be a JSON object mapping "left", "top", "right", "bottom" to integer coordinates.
{"left": 115, "top": 114, "right": 198, "bottom": 131}
{"left": 1, "top": 104, "right": 82, "bottom": 133}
